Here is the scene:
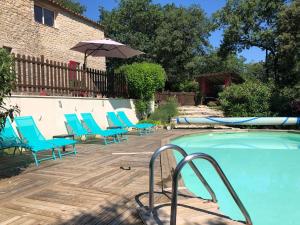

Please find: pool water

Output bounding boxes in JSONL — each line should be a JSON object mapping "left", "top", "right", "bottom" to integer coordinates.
{"left": 171, "top": 132, "right": 300, "bottom": 225}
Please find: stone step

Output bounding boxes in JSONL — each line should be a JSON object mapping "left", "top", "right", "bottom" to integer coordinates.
{"left": 178, "top": 112, "right": 223, "bottom": 116}
{"left": 177, "top": 105, "right": 224, "bottom": 118}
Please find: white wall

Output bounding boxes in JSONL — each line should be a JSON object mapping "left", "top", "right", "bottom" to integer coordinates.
{"left": 5, "top": 95, "right": 138, "bottom": 138}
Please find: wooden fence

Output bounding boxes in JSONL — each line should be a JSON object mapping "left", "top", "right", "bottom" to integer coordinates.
{"left": 155, "top": 91, "right": 196, "bottom": 106}
{"left": 13, "top": 54, "right": 128, "bottom": 98}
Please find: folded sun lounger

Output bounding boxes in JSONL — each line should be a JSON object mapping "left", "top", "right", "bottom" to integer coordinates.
{"left": 15, "top": 116, "right": 77, "bottom": 166}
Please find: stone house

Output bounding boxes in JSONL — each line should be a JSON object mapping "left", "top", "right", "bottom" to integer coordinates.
{"left": 0, "top": 0, "right": 106, "bottom": 70}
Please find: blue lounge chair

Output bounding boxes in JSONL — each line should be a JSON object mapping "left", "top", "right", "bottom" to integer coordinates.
{"left": 81, "top": 113, "right": 128, "bottom": 144}
{"left": 107, "top": 112, "right": 151, "bottom": 135}
{"left": 0, "top": 119, "right": 27, "bottom": 155}
{"left": 117, "top": 111, "right": 155, "bottom": 130}
{"left": 15, "top": 116, "right": 77, "bottom": 166}
{"left": 64, "top": 114, "right": 93, "bottom": 137}
{"left": 65, "top": 114, "right": 118, "bottom": 145}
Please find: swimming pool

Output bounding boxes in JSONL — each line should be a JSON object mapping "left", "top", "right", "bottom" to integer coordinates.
{"left": 171, "top": 131, "right": 300, "bottom": 225}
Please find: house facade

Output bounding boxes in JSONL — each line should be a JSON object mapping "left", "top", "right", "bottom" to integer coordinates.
{"left": 0, "top": 0, "right": 106, "bottom": 70}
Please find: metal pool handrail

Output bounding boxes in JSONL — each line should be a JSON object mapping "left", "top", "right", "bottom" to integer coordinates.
{"left": 149, "top": 144, "right": 217, "bottom": 214}
{"left": 170, "top": 153, "right": 253, "bottom": 225}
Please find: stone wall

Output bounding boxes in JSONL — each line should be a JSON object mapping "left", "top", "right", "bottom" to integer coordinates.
{"left": 0, "top": 0, "right": 105, "bottom": 70}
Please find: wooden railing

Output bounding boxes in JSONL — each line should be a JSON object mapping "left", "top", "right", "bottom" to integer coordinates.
{"left": 13, "top": 54, "right": 128, "bottom": 98}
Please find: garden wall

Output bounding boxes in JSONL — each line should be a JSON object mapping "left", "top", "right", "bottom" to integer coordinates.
{"left": 5, "top": 95, "right": 138, "bottom": 138}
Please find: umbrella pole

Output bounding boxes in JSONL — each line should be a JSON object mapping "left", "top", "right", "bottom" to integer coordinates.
{"left": 83, "top": 52, "right": 88, "bottom": 70}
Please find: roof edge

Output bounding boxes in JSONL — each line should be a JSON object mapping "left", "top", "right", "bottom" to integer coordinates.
{"left": 44, "top": 0, "right": 104, "bottom": 30}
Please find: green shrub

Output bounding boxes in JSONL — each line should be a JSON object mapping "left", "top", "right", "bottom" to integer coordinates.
{"left": 117, "top": 62, "right": 166, "bottom": 119}
{"left": 134, "top": 99, "right": 150, "bottom": 119}
{"left": 117, "top": 62, "right": 166, "bottom": 101}
{"left": 0, "top": 48, "right": 18, "bottom": 131}
{"left": 150, "top": 97, "right": 178, "bottom": 123}
{"left": 207, "top": 101, "right": 218, "bottom": 107}
{"left": 270, "top": 86, "right": 300, "bottom": 116}
{"left": 219, "top": 80, "right": 272, "bottom": 117}
{"left": 138, "top": 119, "right": 162, "bottom": 126}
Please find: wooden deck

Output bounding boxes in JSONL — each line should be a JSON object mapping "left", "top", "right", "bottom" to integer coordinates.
{"left": 0, "top": 129, "right": 243, "bottom": 225}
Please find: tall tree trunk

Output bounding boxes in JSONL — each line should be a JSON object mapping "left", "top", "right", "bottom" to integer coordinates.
{"left": 265, "top": 49, "right": 269, "bottom": 79}
{"left": 273, "top": 55, "right": 279, "bottom": 84}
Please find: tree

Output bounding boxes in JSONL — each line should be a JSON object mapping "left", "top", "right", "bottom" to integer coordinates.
{"left": 153, "top": 4, "right": 211, "bottom": 83}
{"left": 0, "top": 48, "right": 18, "bottom": 131}
{"left": 214, "top": 0, "right": 300, "bottom": 86}
{"left": 275, "top": 0, "right": 300, "bottom": 85}
{"left": 56, "top": 0, "right": 86, "bottom": 14}
{"left": 99, "top": 0, "right": 211, "bottom": 85}
{"left": 100, "top": 0, "right": 162, "bottom": 67}
{"left": 186, "top": 50, "right": 246, "bottom": 76}
{"left": 243, "top": 62, "right": 266, "bottom": 81}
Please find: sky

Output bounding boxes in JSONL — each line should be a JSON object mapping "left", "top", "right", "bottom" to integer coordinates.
{"left": 78, "top": 0, "right": 265, "bottom": 63}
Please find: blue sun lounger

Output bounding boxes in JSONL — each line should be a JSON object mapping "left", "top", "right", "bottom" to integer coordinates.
{"left": 15, "top": 116, "right": 77, "bottom": 166}
{"left": 107, "top": 112, "right": 152, "bottom": 136}
{"left": 64, "top": 114, "right": 94, "bottom": 138}
{"left": 117, "top": 111, "right": 155, "bottom": 130}
{"left": 0, "top": 119, "right": 27, "bottom": 155}
{"left": 81, "top": 113, "right": 128, "bottom": 144}
{"left": 65, "top": 113, "right": 121, "bottom": 145}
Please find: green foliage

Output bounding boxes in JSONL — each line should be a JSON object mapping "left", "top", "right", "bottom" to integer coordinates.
{"left": 178, "top": 80, "right": 198, "bottom": 92}
{"left": 214, "top": 0, "right": 300, "bottom": 86}
{"left": 150, "top": 97, "right": 178, "bottom": 123}
{"left": 0, "top": 48, "right": 17, "bottom": 130}
{"left": 100, "top": 0, "right": 162, "bottom": 53}
{"left": 186, "top": 51, "right": 246, "bottom": 76}
{"left": 56, "top": 0, "right": 86, "bottom": 14}
{"left": 219, "top": 80, "right": 272, "bottom": 117}
{"left": 138, "top": 119, "right": 162, "bottom": 126}
{"left": 153, "top": 4, "right": 211, "bottom": 82}
{"left": 270, "top": 86, "right": 300, "bottom": 116}
{"left": 207, "top": 101, "right": 219, "bottom": 107}
{"left": 214, "top": 0, "right": 299, "bottom": 116}
{"left": 117, "top": 62, "right": 166, "bottom": 100}
{"left": 100, "top": 0, "right": 211, "bottom": 83}
{"left": 134, "top": 99, "right": 150, "bottom": 119}
{"left": 117, "top": 62, "right": 166, "bottom": 118}
{"left": 243, "top": 62, "right": 266, "bottom": 81}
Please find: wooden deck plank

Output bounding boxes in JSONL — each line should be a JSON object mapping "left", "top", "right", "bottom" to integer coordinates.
{"left": 0, "top": 129, "right": 242, "bottom": 225}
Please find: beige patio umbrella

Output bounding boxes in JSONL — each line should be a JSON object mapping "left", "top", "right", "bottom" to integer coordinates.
{"left": 70, "top": 38, "right": 144, "bottom": 68}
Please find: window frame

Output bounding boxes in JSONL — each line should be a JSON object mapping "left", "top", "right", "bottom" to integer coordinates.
{"left": 34, "top": 5, "right": 55, "bottom": 28}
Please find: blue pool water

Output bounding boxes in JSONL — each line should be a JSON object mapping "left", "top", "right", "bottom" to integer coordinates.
{"left": 171, "top": 132, "right": 300, "bottom": 225}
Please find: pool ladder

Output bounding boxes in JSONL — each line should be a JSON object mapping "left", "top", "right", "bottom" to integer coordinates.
{"left": 149, "top": 144, "right": 253, "bottom": 225}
